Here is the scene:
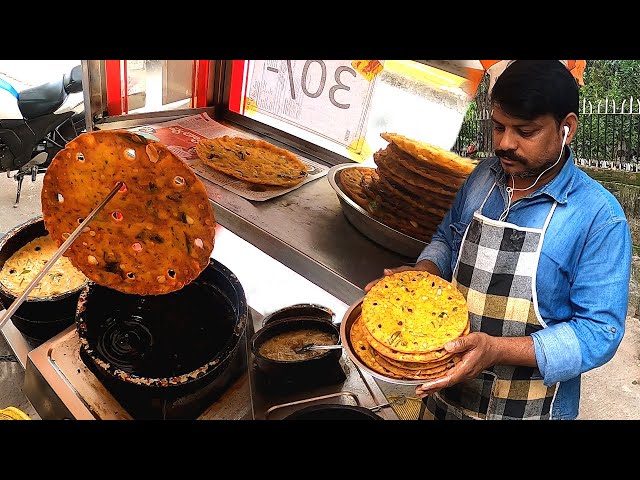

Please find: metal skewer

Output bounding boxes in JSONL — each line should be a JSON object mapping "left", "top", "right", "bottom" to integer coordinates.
{"left": 294, "top": 343, "right": 344, "bottom": 354}
{"left": 0, "top": 181, "right": 124, "bottom": 331}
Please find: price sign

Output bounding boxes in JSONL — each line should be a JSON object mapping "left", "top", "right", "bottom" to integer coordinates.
{"left": 245, "top": 60, "right": 382, "bottom": 151}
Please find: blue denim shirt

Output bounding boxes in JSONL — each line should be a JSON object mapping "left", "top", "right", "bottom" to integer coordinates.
{"left": 417, "top": 147, "right": 632, "bottom": 419}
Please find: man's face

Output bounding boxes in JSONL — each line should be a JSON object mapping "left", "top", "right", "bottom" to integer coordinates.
{"left": 491, "top": 104, "right": 565, "bottom": 178}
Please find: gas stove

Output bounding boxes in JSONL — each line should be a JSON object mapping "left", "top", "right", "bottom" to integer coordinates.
{"left": 8, "top": 225, "right": 399, "bottom": 420}
{"left": 19, "top": 306, "right": 397, "bottom": 420}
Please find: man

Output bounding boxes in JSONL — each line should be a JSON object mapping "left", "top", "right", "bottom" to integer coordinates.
{"left": 365, "top": 60, "right": 632, "bottom": 420}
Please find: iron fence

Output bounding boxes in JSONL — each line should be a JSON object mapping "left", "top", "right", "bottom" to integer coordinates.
{"left": 454, "top": 97, "right": 640, "bottom": 171}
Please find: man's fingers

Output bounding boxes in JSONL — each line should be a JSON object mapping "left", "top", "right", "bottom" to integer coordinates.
{"left": 444, "top": 337, "right": 466, "bottom": 353}
{"left": 415, "top": 375, "right": 452, "bottom": 397}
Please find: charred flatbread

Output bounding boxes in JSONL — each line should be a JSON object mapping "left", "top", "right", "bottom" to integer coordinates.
{"left": 362, "top": 270, "right": 469, "bottom": 353}
{"left": 196, "top": 135, "right": 308, "bottom": 187}
{"left": 41, "top": 129, "right": 216, "bottom": 295}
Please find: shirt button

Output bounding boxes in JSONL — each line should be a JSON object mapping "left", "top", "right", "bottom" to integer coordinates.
{"left": 611, "top": 327, "right": 617, "bottom": 333}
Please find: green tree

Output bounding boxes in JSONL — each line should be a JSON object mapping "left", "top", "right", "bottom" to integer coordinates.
{"left": 582, "top": 60, "right": 640, "bottom": 101}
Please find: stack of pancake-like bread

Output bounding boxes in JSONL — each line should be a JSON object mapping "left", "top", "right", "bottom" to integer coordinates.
{"left": 338, "top": 133, "right": 477, "bottom": 242}
{"left": 348, "top": 270, "right": 470, "bottom": 382}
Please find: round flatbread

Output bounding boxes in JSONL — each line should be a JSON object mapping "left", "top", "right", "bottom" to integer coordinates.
{"left": 195, "top": 135, "right": 308, "bottom": 187}
{"left": 348, "top": 314, "right": 404, "bottom": 379}
{"left": 41, "top": 129, "right": 216, "bottom": 295}
{"left": 383, "top": 352, "right": 461, "bottom": 371}
{"left": 372, "top": 350, "right": 458, "bottom": 380}
{"left": 380, "top": 132, "right": 477, "bottom": 179}
{"left": 375, "top": 148, "right": 458, "bottom": 199}
{"left": 362, "top": 270, "right": 469, "bottom": 353}
{"left": 361, "top": 317, "right": 460, "bottom": 363}
{"left": 338, "top": 166, "right": 376, "bottom": 211}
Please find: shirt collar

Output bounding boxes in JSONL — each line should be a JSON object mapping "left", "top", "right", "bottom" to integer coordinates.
{"left": 488, "top": 146, "right": 576, "bottom": 204}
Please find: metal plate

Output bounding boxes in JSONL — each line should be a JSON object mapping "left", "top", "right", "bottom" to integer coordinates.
{"left": 327, "top": 164, "right": 427, "bottom": 259}
{"left": 339, "top": 299, "right": 426, "bottom": 386}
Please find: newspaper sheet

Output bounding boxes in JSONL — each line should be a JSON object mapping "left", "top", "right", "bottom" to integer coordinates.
{"left": 127, "top": 112, "right": 328, "bottom": 201}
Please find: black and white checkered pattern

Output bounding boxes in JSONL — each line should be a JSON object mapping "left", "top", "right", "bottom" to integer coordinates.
{"left": 423, "top": 211, "right": 558, "bottom": 420}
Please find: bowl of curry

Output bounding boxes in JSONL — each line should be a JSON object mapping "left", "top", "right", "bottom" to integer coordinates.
{"left": 251, "top": 304, "right": 342, "bottom": 380}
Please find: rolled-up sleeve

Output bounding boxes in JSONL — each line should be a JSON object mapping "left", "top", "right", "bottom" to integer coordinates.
{"left": 531, "top": 323, "right": 582, "bottom": 385}
{"left": 532, "top": 217, "right": 631, "bottom": 385}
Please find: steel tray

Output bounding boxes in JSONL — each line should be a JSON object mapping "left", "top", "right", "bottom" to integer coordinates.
{"left": 327, "top": 164, "right": 428, "bottom": 259}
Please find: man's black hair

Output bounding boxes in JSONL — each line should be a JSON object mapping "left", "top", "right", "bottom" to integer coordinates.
{"left": 490, "top": 60, "right": 580, "bottom": 124}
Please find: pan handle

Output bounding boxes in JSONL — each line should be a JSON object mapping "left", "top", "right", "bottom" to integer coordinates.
{"left": 265, "top": 391, "right": 360, "bottom": 419}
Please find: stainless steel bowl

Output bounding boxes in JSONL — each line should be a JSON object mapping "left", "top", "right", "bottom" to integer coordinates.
{"left": 339, "top": 298, "right": 426, "bottom": 386}
{"left": 327, "top": 164, "right": 428, "bottom": 259}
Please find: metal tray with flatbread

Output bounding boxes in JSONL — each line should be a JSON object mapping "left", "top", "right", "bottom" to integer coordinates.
{"left": 340, "top": 299, "right": 427, "bottom": 386}
{"left": 327, "top": 164, "right": 427, "bottom": 259}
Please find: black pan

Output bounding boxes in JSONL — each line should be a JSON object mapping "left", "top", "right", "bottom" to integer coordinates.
{"left": 251, "top": 304, "right": 342, "bottom": 381}
{"left": 0, "top": 215, "right": 88, "bottom": 342}
{"left": 76, "top": 258, "right": 248, "bottom": 399}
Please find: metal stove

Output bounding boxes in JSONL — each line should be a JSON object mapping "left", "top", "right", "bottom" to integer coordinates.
{"left": 14, "top": 305, "right": 397, "bottom": 420}
{"left": 4, "top": 225, "right": 400, "bottom": 420}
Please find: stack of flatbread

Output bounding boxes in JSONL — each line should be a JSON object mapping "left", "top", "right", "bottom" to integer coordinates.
{"left": 349, "top": 270, "right": 469, "bottom": 381}
{"left": 338, "top": 133, "right": 477, "bottom": 243}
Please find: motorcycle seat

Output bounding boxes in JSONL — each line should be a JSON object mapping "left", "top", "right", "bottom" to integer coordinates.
{"left": 17, "top": 78, "right": 67, "bottom": 120}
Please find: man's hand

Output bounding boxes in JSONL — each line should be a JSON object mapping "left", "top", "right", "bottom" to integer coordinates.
{"left": 414, "top": 333, "right": 536, "bottom": 398}
{"left": 364, "top": 259, "right": 441, "bottom": 292}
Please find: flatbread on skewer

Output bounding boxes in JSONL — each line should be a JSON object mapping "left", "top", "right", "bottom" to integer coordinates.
{"left": 41, "top": 129, "right": 216, "bottom": 295}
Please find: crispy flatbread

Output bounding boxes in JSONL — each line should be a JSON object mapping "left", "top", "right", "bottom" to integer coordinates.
{"left": 338, "top": 167, "right": 436, "bottom": 242}
{"left": 374, "top": 148, "right": 458, "bottom": 199}
{"left": 361, "top": 177, "right": 439, "bottom": 226}
{"left": 363, "top": 205, "right": 435, "bottom": 242}
{"left": 382, "top": 352, "right": 461, "bottom": 371}
{"left": 41, "top": 129, "right": 216, "bottom": 295}
{"left": 377, "top": 172, "right": 450, "bottom": 219}
{"left": 362, "top": 318, "right": 456, "bottom": 363}
{"left": 386, "top": 143, "right": 468, "bottom": 189}
{"left": 362, "top": 270, "right": 469, "bottom": 353}
{"left": 338, "top": 166, "right": 376, "bottom": 210}
{"left": 381, "top": 132, "right": 477, "bottom": 179}
{"left": 372, "top": 350, "right": 458, "bottom": 380}
{"left": 196, "top": 135, "right": 308, "bottom": 187}
{"left": 349, "top": 314, "right": 404, "bottom": 379}
{"left": 0, "top": 234, "right": 87, "bottom": 298}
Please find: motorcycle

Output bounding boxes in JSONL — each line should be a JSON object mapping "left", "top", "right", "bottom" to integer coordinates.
{"left": 0, "top": 64, "right": 86, "bottom": 207}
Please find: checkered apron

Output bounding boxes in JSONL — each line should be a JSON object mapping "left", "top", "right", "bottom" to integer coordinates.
{"left": 423, "top": 184, "right": 559, "bottom": 420}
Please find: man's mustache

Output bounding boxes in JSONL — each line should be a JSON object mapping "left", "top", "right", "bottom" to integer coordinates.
{"left": 495, "top": 149, "right": 528, "bottom": 165}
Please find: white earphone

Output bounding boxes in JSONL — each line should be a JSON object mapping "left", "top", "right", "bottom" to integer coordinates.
{"left": 499, "top": 124, "right": 569, "bottom": 221}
